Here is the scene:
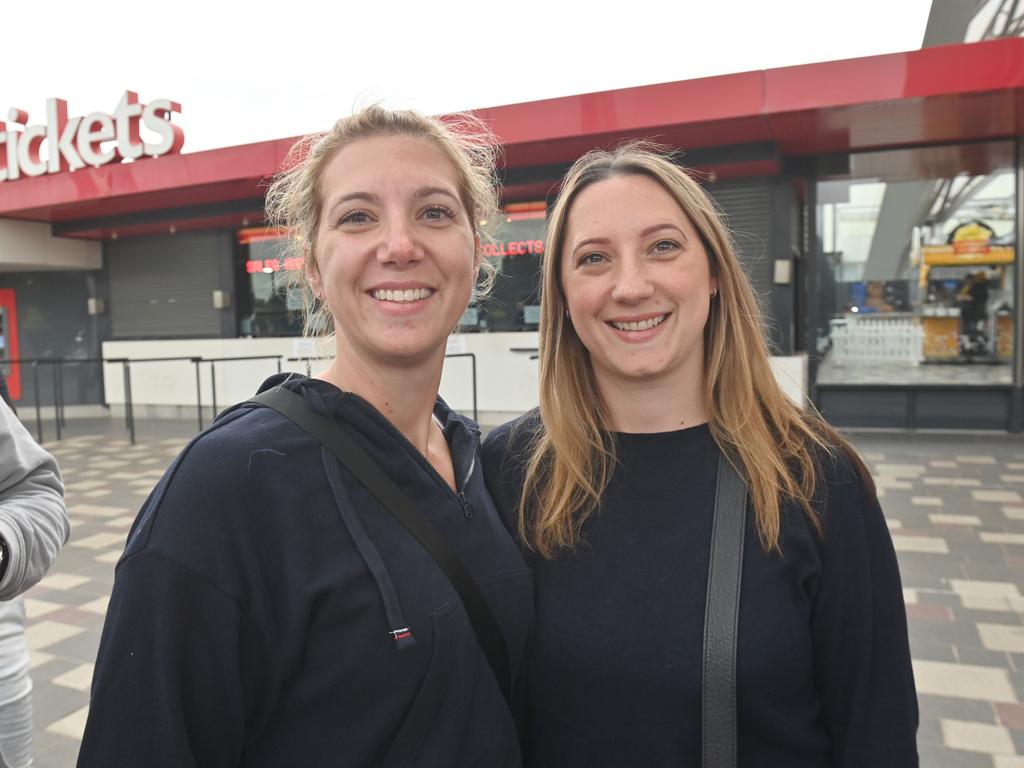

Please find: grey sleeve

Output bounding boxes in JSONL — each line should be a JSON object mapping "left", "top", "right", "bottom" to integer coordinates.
{"left": 0, "top": 398, "right": 70, "bottom": 600}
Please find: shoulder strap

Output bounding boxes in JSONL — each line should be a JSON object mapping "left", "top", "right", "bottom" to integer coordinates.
{"left": 248, "top": 387, "right": 511, "bottom": 702}
{"left": 702, "top": 453, "right": 748, "bottom": 768}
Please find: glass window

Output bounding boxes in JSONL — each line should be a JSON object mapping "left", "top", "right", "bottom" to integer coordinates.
{"left": 815, "top": 142, "right": 1016, "bottom": 386}
{"left": 236, "top": 203, "right": 551, "bottom": 338}
{"left": 468, "top": 202, "right": 547, "bottom": 333}
{"left": 238, "top": 229, "right": 306, "bottom": 338}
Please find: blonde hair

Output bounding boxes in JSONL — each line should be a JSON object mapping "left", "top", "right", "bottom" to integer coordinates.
{"left": 264, "top": 105, "right": 501, "bottom": 335}
{"left": 519, "top": 143, "right": 873, "bottom": 558}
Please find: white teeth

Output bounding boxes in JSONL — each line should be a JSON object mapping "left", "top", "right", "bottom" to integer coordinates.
{"left": 372, "top": 288, "right": 432, "bottom": 302}
{"left": 610, "top": 314, "right": 667, "bottom": 332}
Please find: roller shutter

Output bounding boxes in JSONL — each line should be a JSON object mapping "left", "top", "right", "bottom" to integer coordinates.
{"left": 708, "top": 179, "right": 774, "bottom": 311}
{"left": 107, "top": 232, "right": 228, "bottom": 338}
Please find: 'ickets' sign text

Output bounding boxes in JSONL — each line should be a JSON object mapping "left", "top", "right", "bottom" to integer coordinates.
{"left": 0, "top": 91, "right": 183, "bottom": 183}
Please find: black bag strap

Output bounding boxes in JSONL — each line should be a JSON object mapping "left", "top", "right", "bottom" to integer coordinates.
{"left": 702, "top": 453, "right": 749, "bottom": 768}
{"left": 248, "top": 386, "right": 511, "bottom": 702}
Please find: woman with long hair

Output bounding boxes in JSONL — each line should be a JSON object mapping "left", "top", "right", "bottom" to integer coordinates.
{"left": 483, "top": 144, "right": 918, "bottom": 767}
{"left": 79, "top": 106, "right": 531, "bottom": 768}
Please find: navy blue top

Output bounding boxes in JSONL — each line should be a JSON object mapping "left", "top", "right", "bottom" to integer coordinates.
{"left": 483, "top": 413, "right": 917, "bottom": 768}
{"left": 79, "top": 375, "right": 532, "bottom": 768}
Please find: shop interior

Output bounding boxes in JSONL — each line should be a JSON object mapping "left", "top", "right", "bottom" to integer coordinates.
{"left": 815, "top": 141, "right": 1016, "bottom": 386}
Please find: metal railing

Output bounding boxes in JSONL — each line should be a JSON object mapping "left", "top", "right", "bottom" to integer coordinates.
{"left": 284, "top": 352, "right": 478, "bottom": 421}
{"left": 3, "top": 349, "right": 479, "bottom": 443}
{"left": 199, "top": 355, "right": 284, "bottom": 431}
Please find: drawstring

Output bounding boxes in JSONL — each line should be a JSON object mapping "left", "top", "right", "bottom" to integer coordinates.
{"left": 321, "top": 446, "right": 416, "bottom": 651}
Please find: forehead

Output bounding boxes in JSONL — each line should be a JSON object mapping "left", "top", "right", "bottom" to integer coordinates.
{"left": 565, "top": 173, "right": 694, "bottom": 238}
{"left": 319, "top": 135, "right": 462, "bottom": 207}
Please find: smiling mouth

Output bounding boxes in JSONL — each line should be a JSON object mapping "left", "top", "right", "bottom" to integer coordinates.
{"left": 607, "top": 313, "right": 670, "bottom": 332}
{"left": 371, "top": 288, "right": 434, "bottom": 303}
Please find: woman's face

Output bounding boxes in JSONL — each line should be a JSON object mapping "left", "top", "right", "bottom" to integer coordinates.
{"left": 560, "top": 173, "right": 717, "bottom": 390}
{"left": 309, "top": 135, "right": 478, "bottom": 368}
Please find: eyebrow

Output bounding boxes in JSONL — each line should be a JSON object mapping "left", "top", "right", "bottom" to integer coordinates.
{"left": 325, "top": 186, "right": 462, "bottom": 216}
{"left": 414, "top": 186, "right": 461, "bottom": 204}
{"left": 641, "top": 223, "right": 686, "bottom": 240}
{"left": 570, "top": 223, "right": 688, "bottom": 254}
{"left": 325, "top": 191, "right": 381, "bottom": 214}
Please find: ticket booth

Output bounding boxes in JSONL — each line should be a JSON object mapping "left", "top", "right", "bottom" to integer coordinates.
{"left": 920, "top": 222, "right": 1015, "bottom": 364}
{"left": 0, "top": 290, "right": 20, "bottom": 400}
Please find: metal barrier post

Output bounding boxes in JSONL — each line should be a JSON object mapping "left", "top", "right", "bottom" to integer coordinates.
{"left": 120, "top": 361, "right": 131, "bottom": 429}
{"left": 32, "top": 362, "right": 42, "bottom": 444}
{"left": 193, "top": 357, "right": 203, "bottom": 431}
{"left": 56, "top": 361, "right": 66, "bottom": 428}
{"left": 276, "top": 358, "right": 282, "bottom": 374}
{"left": 51, "top": 364, "right": 62, "bottom": 441}
{"left": 469, "top": 353, "right": 478, "bottom": 422}
{"left": 123, "top": 360, "right": 136, "bottom": 445}
{"left": 210, "top": 361, "right": 217, "bottom": 418}
{"left": 443, "top": 353, "right": 479, "bottom": 422}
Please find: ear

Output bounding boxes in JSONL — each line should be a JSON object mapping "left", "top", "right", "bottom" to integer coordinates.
{"left": 473, "top": 232, "right": 482, "bottom": 272}
{"left": 304, "top": 245, "right": 323, "bottom": 298}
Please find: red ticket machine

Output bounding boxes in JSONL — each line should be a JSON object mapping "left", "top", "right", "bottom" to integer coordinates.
{"left": 0, "top": 289, "right": 21, "bottom": 400}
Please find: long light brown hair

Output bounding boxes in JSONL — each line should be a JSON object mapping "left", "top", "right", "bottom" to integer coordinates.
{"left": 519, "top": 144, "right": 873, "bottom": 558}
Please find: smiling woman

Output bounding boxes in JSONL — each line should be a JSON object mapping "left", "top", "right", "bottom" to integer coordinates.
{"left": 483, "top": 143, "right": 919, "bottom": 767}
{"left": 307, "top": 135, "right": 480, "bottom": 375}
{"left": 78, "top": 107, "right": 532, "bottom": 768}
{"left": 560, "top": 174, "right": 718, "bottom": 419}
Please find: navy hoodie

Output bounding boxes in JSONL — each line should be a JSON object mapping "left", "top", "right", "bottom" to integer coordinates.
{"left": 78, "top": 374, "right": 532, "bottom": 767}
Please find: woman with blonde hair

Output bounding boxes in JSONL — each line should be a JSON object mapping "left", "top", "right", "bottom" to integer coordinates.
{"left": 483, "top": 144, "right": 917, "bottom": 767}
{"left": 79, "top": 106, "right": 531, "bottom": 768}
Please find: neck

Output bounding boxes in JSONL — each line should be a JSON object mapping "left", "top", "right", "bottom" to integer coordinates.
{"left": 597, "top": 363, "right": 707, "bottom": 433}
{"left": 319, "top": 339, "right": 444, "bottom": 454}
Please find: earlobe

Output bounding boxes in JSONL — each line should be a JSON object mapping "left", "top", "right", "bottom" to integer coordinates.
{"left": 305, "top": 251, "right": 323, "bottom": 298}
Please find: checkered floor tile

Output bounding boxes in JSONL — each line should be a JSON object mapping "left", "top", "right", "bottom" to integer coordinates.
{"left": 14, "top": 416, "right": 1024, "bottom": 766}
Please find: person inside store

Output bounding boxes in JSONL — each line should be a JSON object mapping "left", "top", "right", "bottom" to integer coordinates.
{"left": 77, "top": 106, "right": 532, "bottom": 768}
{"left": 957, "top": 270, "right": 990, "bottom": 354}
{"left": 0, "top": 395, "right": 70, "bottom": 768}
{"left": 483, "top": 144, "right": 919, "bottom": 767}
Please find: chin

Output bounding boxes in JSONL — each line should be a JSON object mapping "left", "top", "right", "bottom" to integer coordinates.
{"left": 381, "top": 336, "right": 450, "bottom": 363}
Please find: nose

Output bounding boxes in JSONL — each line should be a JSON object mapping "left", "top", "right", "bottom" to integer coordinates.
{"left": 611, "top": 255, "right": 654, "bottom": 303}
{"left": 378, "top": 220, "right": 423, "bottom": 267}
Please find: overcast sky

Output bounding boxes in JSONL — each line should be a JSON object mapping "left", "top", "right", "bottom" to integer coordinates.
{"left": 2, "top": 0, "right": 933, "bottom": 154}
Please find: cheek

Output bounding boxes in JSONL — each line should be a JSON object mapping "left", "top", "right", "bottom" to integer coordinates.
{"left": 560, "top": 270, "right": 587, "bottom": 311}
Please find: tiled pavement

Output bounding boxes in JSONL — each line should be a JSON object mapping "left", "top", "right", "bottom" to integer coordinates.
{"left": 12, "top": 416, "right": 1024, "bottom": 767}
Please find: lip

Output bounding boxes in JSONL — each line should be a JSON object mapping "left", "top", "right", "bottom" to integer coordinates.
{"left": 366, "top": 281, "right": 434, "bottom": 293}
{"left": 606, "top": 312, "right": 668, "bottom": 324}
{"left": 604, "top": 311, "right": 671, "bottom": 343}
{"left": 366, "top": 282, "right": 436, "bottom": 315}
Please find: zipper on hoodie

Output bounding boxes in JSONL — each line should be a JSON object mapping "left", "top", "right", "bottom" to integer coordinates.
{"left": 347, "top": 392, "right": 477, "bottom": 521}
{"left": 457, "top": 452, "right": 476, "bottom": 519}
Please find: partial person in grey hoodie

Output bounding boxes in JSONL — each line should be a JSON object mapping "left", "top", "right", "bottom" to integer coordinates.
{"left": 0, "top": 398, "right": 69, "bottom": 768}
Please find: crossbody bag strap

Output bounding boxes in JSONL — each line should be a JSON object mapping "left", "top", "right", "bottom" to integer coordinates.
{"left": 702, "top": 453, "right": 749, "bottom": 768}
{"left": 248, "top": 387, "right": 511, "bottom": 702}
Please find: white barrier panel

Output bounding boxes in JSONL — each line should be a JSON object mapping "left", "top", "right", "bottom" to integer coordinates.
{"left": 103, "top": 336, "right": 806, "bottom": 421}
{"left": 769, "top": 354, "right": 809, "bottom": 408}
